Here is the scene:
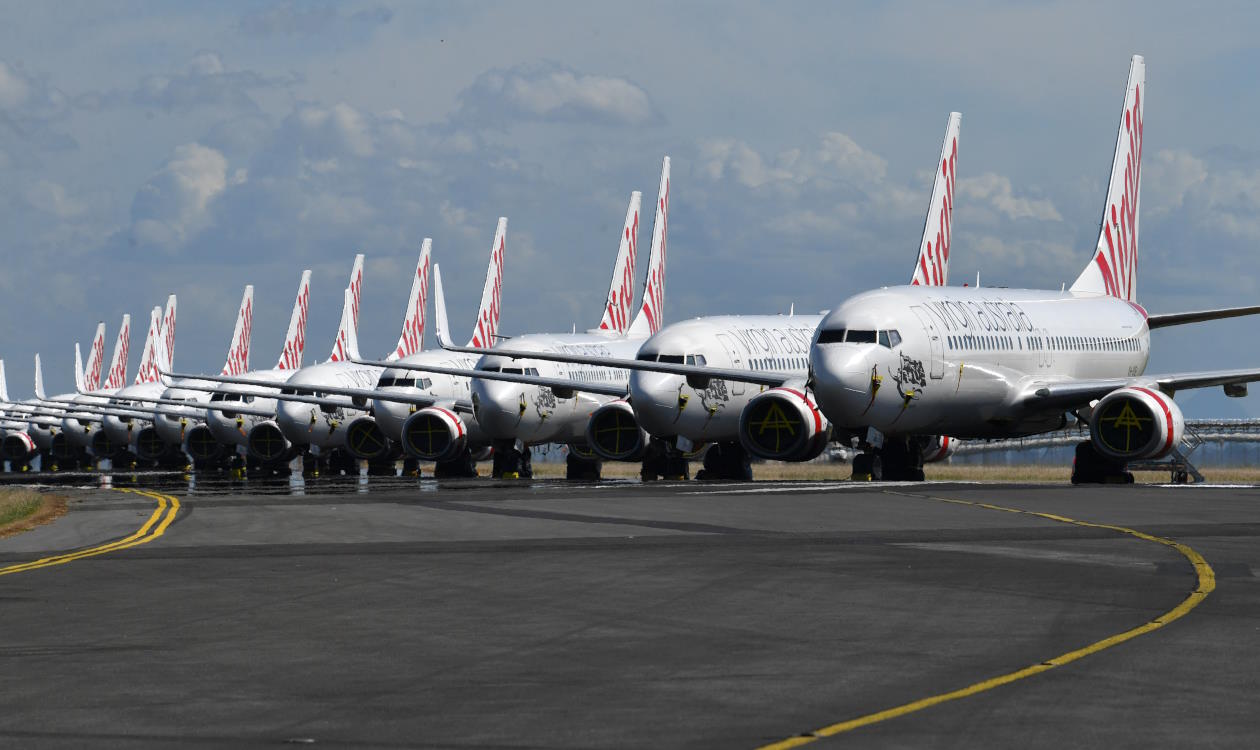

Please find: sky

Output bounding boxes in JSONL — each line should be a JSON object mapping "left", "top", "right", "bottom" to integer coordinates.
{"left": 2, "top": 1, "right": 1260, "bottom": 418}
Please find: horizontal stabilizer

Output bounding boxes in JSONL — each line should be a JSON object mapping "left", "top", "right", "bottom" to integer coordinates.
{"left": 1146, "top": 305, "right": 1260, "bottom": 329}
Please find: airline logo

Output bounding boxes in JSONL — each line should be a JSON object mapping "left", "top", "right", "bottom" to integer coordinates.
{"left": 912, "top": 117, "right": 959, "bottom": 287}
{"left": 599, "top": 195, "right": 640, "bottom": 334}
{"left": 470, "top": 228, "right": 505, "bottom": 349}
{"left": 104, "top": 317, "right": 131, "bottom": 389}
{"left": 329, "top": 263, "right": 364, "bottom": 363}
{"left": 161, "top": 301, "right": 177, "bottom": 371}
{"left": 85, "top": 327, "right": 106, "bottom": 391}
{"left": 394, "top": 252, "right": 430, "bottom": 359}
{"left": 277, "top": 277, "right": 310, "bottom": 370}
{"left": 221, "top": 295, "right": 253, "bottom": 376}
{"left": 134, "top": 313, "right": 161, "bottom": 384}
{"left": 639, "top": 177, "right": 669, "bottom": 335}
{"left": 1092, "top": 83, "right": 1142, "bottom": 302}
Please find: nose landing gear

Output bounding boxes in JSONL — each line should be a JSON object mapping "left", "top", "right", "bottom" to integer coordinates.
{"left": 491, "top": 439, "right": 534, "bottom": 479}
{"left": 850, "top": 435, "right": 926, "bottom": 482}
{"left": 640, "top": 437, "right": 691, "bottom": 481}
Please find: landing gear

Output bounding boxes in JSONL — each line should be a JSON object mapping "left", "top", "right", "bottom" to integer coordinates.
{"left": 435, "top": 447, "right": 479, "bottom": 478}
{"left": 850, "top": 436, "right": 925, "bottom": 482}
{"left": 640, "top": 437, "right": 690, "bottom": 481}
{"left": 851, "top": 452, "right": 882, "bottom": 481}
{"left": 1070, "top": 440, "right": 1134, "bottom": 484}
{"left": 491, "top": 439, "right": 533, "bottom": 479}
{"left": 565, "top": 450, "right": 602, "bottom": 480}
{"left": 696, "top": 441, "right": 752, "bottom": 481}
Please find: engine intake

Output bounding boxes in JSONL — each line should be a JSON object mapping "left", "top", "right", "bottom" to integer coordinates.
{"left": 402, "top": 407, "right": 467, "bottom": 462}
{"left": 345, "top": 416, "right": 392, "bottom": 460}
{"left": 920, "top": 435, "right": 958, "bottom": 463}
{"left": 132, "top": 426, "right": 170, "bottom": 462}
{"left": 248, "top": 421, "right": 294, "bottom": 464}
{"left": 585, "top": 401, "right": 648, "bottom": 461}
{"left": 1089, "top": 386, "right": 1184, "bottom": 461}
{"left": 184, "top": 424, "right": 225, "bottom": 462}
{"left": 91, "top": 429, "right": 125, "bottom": 459}
{"left": 1, "top": 432, "right": 37, "bottom": 462}
{"left": 738, "top": 388, "right": 830, "bottom": 461}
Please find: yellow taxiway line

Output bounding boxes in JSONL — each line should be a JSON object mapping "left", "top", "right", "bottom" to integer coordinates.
{"left": 756, "top": 490, "right": 1216, "bottom": 749}
{"left": 0, "top": 488, "right": 180, "bottom": 577}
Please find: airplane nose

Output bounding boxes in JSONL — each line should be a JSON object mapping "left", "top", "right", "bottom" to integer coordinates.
{"left": 811, "top": 344, "right": 879, "bottom": 428}
{"left": 373, "top": 400, "right": 410, "bottom": 442}
{"left": 275, "top": 399, "right": 312, "bottom": 444}
{"left": 470, "top": 379, "right": 523, "bottom": 439}
{"left": 628, "top": 371, "right": 684, "bottom": 436}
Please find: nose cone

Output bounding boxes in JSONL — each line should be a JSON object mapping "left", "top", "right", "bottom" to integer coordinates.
{"left": 102, "top": 413, "right": 133, "bottom": 446}
{"left": 206, "top": 407, "right": 245, "bottom": 446}
{"left": 811, "top": 343, "right": 878, "bottom": 428}
{"left": 470, "top": 379, "right": 524, "bottom": 440}
{"left": 628, "top": 371, "right": 685, "bottom": 437}
{"left": 276, "top": 399, "right": 314, "bottom": 446}
{"left": 373, "top": 399, "right": 411, "bottom": 442}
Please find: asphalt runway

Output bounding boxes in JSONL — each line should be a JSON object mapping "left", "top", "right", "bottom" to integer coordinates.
{"left": 1, "top": 474, "right": 1258, "bottom": 748}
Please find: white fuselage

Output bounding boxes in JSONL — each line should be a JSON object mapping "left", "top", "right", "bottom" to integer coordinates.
{"left": 629, "top": 315, "right": 822, "bottom": 443}
{"left": 204, "top": 369, "right": 291, "bottom": 448}
{"left": 63, "top": 390, "right": 120, "bottom": 449}
{"left": 810, "top": 286, "right": 1151, "bottom": 439}
{"left": 25, "top": 393, "right": 76, "bottom": 451}
{"left": 153, "top": 380, "right": 215, "bottom": 446}
{"left": 472, "top": 332, "right": 644, "bottom": 446}
{"left": 373, "top": 350, "right": 486, "bottom": 445}
{"left": 102, "top": 383, "right": 165, "bottom": 448}
{"left": 275, "top": 361, "right": 383, "bottom": 450}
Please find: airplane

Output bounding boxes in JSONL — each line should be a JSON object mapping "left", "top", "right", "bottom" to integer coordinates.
{"left": 59, "top": 313, "right": 135, "bottom": 463}
{"left": 97, "top": 296, "right": 177, "bottom": 465}
{"left": 408, "top": 116, "right": 962, "bottom": 480}
{"left": 808, "top": 54, "right": 1260, "bottom": 482}
{"left": 357, "top": 159, "right": 672, "bottom": 479}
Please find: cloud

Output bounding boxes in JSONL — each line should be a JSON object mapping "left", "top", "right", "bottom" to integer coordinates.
{"left": 238, "top": 3, "right": 393, "bottom": 37}
{"left": 129, "top": 143, "right": 239, "bottom": 250}
{"left": 957, "top": 173, "right": 1062, "bottom": 222}
{"left": 454, "top": 62, "right": 661, "bottom": 127}
{"left": 0, "top": 58, "right": 75, "bottom": 156}
{"left": 25, "top": 180, "right": 85, "bottom": 218}
{"left": 125, "top": 51, "right": 298, "bottom": 114}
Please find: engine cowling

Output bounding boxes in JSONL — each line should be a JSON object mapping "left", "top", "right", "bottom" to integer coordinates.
{"left": 738, "top": 387, "right": 830, "bottom": 461}
{"left": 184, "top": 424, "right": 225, "bottom": 462}
{"left": 247, "top": 420, "right": 294, "bottom": 464}
{"left": 401, "top": 407, "right": 468, "bottom": 462}
{"left": 91, "top": 429, "right": 126, "bottom": 459}
{"left": 132, "top": 425, "right": 172, "bottom": 462}
{"left": 1089, "top": 386, "right": 1184, "bottom": 461}
{"left": 920, "top": 435, "right": 959, "bottom": 463}
{"left": 1, "top": 431, "right": 38, "bottom": 462}
{"left": 584, "top": 400, "right": 648, "bottom": 461}
{"left": 345, "top": 416, "right": 392, "bottom": 460}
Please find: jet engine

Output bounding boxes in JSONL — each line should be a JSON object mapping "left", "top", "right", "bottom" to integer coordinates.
{"left": 1, "top": 431, "right": 37, "bottom": 463}
{"left": 401, "top": 407, "right": 467, "bottom": 462}
{"left": 738, "top": 387, "right": 830, "bottom": 461}
{"left": 1089, "top": 386, "right": 1184, "bottom": 461}
{"left": 247, "top": 421, "right": 294, "bottom": 464}
{"left": 91, "top": 429, "right": 126, "bottom": 460}
{"left": 184, "top": 424, "right": 225, "bottom": 462}
{"left": 132, "top": 425, "right": 172, "bottom": 462}
{"left": 345, "top": 416, "right": 392, "bottom": 460}
{"left": 920, "top": 435, "right": 959, "bottom": 463}
{"left": 584, "top": 400, "right": 648, "bottom": 461}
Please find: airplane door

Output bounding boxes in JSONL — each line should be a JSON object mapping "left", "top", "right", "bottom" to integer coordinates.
{"left": 910, "top": 306, "right": 945, "bottom": 379}
{"left": 715, "top": 333, "right": 745, "bottom": 395}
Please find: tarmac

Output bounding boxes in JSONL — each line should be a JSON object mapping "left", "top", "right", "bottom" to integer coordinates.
{"left": 1, "top": 472, "right": 1258, "bottom": 748}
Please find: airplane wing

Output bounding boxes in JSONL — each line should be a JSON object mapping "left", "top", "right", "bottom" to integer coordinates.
{"left": 161, "top": 370, "right": 443, "bottom": 411}
{"left": 1146, "top": 305, "right": 1260, "bottom": 329}
{"left": 352, "top": 356, "right": 630, "bottom": 398}
{"left": 1020, "top": 367, "right": 1260, "bottom": 411}
{"left": 113, "top": 392, "right": 276, "bottom": 419}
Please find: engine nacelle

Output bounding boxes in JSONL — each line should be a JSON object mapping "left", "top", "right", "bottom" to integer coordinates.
{"left": 1089, "top": 386, "right": 1185, "bottom": 461}
{"left": 247, "top": 421, "right": 295, "bottom": 464}
{"left": 401, "top": 407, "right": 468, "bottom": 462}
{"left": 1, "top": 431, "right": 38, "bottom": 462}
{"left": 920, "top": 435, "right": 959, "bottom": 463}
{"left": 345, "top": 416, "right": 393, "bottom": 460}
{"left": 91, "top": 429, "right": 126, "bottom": 460}
{"left": 184, "top": 424, "right": 226, "bottom": 462}
{"left": 585, "top": 400, "right": 648, "bottom": 461}
{"left": 738, "top": 387, "right": 830, "bottom": 462}
{"left": 132, "top": 425, "right": 173, "bottom": 462}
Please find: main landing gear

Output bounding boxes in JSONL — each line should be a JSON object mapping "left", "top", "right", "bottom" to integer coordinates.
{"left": 435, "top": 447, "right": 480, "bottom": 478}
{"left": 695, "top": 442, "right": 752, "bottom": 481}
{"left": 1070, "top": 440, "right": 1134, "bottom": 484}
{"left": 491, "top": 439, "right": 533, "bottom": 479}
{"left": 640, "top": 437, "right": 690, "bottom": 481}
{"left": 851, "top": 436, "right": 926, "bottom": 482}
{"left": 565, "top": 445, "right": 603, "bottom": 481}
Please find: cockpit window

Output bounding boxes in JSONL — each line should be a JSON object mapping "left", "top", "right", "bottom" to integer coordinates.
{"left": 502, "top": 367, "right": 524, "bottom": 375}
{"left": 817, "top": 328, "right": 845, "bottom": 344}
{"left": 846, "top": 330, "right": 877, "bottom": 344}
{"left": 658, "top": 354, "right": 684, "bottom": 364}
{"left": 636, "top": 353, "right": 657, "bottom": 362}
{"left": 886, "top": 330, "right": 902, "bottom": 348}
{"left": 684, "top": 354, "right": 707, "bottom": 366}
{"left": 479, "top": 365, "right": 501, "bottom": 372}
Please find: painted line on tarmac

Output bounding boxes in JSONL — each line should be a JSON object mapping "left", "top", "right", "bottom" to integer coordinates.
{"left": 756, "top": 489, "right": 1216, "bottom": 750}
{"left": 0, "top": 489, "right": 180, "bottom": 577}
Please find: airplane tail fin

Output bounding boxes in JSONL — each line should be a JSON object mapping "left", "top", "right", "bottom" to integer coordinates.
{"left": 433, "top": 264, "right": 456, "bottom": 350}
{"left": 911, "top": 112, "right": 961, "bottom": 286}
{"left": 102, "top": 314, "right": 131, "bottom": 389}
{"left": 133, "top": 306, "right": 162, "bottom": 384}
{"left": 388, "top": 238, "right": 432, "bottom": 361}
{"left": 627, "top": 156, "right": 670, "bottom": 337}
{"left": 0, "top": 359, "right": 8, "bottom": 402}
{"left": 221, "top": 286, "right": 254, "bottom": 376}
{"left": 276, "top": 270, "right": 311, "bottom": 371}
{"left": 329, "top": 254, "right": 365, "bottom": 362}
{"left": 598, "top": 192, "right": 642, "bottom": 333}
{"left": 34, "top": 354, "right": 46, "bottom": 400}
{"left": 158, "top": 294, "right": 177, "bottom": 374}
{"left": 1070, "top": 55, "right": 1145, "bottom": 302}
{"left": 75, "top": 343, "right": 86, "bottom": 393}
{"left": 83, "top": 322, "right": 107, "bottom": 391}
{"left": 468, "top": 218, "right": 506, "bottom": 348}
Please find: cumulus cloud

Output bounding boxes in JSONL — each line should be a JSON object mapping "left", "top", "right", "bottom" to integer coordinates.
{"left": 0, "top": 59, "right": 75, "bottom": 156}
{"left": 958, "top": 173, "right": 1062, "bottom": 222}
{"left": 25, "top": 180, "right": 85, "bottom": 218}
{"left": 130, "top": 143, "right": 239, "bottom": 250}
{"left": 455, "top": 62, "right": 661, "bottom": 127}
{"left": 128, "top": 51, "right": 298, "bottom": 114}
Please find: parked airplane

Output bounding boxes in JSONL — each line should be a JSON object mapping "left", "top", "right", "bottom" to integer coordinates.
{"left": 97, "top": 296, "right": 177, "bottom": 463}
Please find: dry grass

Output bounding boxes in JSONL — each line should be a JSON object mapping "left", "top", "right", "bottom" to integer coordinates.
{"left": 0, "top": 489, "right": 68, "bottom": 538}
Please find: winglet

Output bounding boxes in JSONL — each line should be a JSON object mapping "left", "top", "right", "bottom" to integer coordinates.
{"left": 388, "top": 238, "right": 432, "bottom": 361}
{"left": 468, "top": 218, "right": 506, "bottom": 348}
{"left": 34, "top": 353, "right": 46, "bottom": 400}
{"left": 75, "top": 343, "right": 86, "bottom": 393}
{"left": 329, "top": 254, "right": 365, "bottom": 362}
{"left": 103, "top": 313, "right": 132, "bottom": 389}
{"left": 83, "top": 321, "right": 107, "bottom": 391}
{"left": 133, "top": 306, "right": 162, "bottom": 384}
{"left": 1071, "top": 55, "right": 1145, "bottom": 302}
{"left": 627, "top": 156, "right": 670, "bottom": 337}
{"left": 276, "top": 270, "right": 311, "bottom": 371}
{"left": 0, "top": 359, "right": 8, "bottom": 403}
{"left": 598, "top": 192, "right": 642, "bottom": 333}
{"left": 911, "top": 112, "right": 960, "bottom": 286}
{"left": 433, "top": 263, "right": 455, "bottom": 350}
{"left": 221, "top": 285, "right": 254, "bottom": 376}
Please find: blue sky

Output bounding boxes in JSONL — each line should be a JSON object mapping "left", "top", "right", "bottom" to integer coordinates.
{"left": 2, "top": 1, "right": 1259, "bottom": 417}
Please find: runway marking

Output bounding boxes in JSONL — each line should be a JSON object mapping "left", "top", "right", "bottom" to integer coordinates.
{"left": 756, "top": 490, "right": 1216, "bottom": 749}
{"left": 0, "top": 489, "right": 180, "bottom": 577}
